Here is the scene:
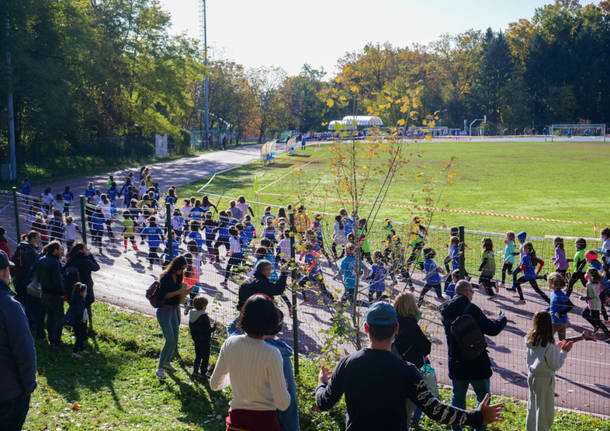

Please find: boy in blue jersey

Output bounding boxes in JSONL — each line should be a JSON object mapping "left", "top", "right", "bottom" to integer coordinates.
{"left": 548, "top": 272, "right": 572, "bottom": 340}
{"left": 339, "top": 243, "right": 358, "bottom": 305}
{"left": 417, "top": 248, "right": 445, "bottom": 307}
{"left": 203, "top": 212, "right": 217, "bottom": 262}
{"left": 367, "top": 251, "right": 387, "bottom": 303}
{"left": 213, "top": 211, "right": 230, "bottom": 263}
{"left": 513, "top": 242, "right": 550, "bottom": 305}
{"left": 141, "top": 216, "right": 165, "bottom": 271}
{"left": 62, "top": 186, "right": 74, "bottom": 215}
{"left": 187, "top": 220, "right": 204, "bottom": 252}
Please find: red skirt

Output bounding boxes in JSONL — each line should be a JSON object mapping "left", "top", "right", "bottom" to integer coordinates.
{"left": 225, "top": 409, "right": 281, "bottom": 431}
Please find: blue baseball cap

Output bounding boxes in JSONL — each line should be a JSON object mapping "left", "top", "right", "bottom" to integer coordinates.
{"left": 366, "top": 302, "right": 397, "bottom": 326}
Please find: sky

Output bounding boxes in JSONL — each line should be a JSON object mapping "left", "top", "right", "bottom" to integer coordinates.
{"left": 159, "top": 0, "right": 598, "bottom": 76}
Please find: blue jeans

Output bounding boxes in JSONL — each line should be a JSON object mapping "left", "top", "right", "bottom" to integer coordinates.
{"left": 0, "top": 393, "right": 30, "bottom": 431}
{"left": 157, "top": 308, "right": 179, "bottom": 369}
{"left": 451, "top": 378, "right": 490, "bottom": 431}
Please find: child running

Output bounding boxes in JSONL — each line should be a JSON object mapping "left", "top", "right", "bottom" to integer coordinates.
{"left": 580, "top": 268, "right": 610, "bottom": 339}
{"left": 141, "top": 216, "right": 165, "bottom": 271}
{"left": 477, "top": 237, "right": 497, "bottom": 298}
{"left": 498, "top": 231, "right": 517, "bottom": 288}
{"left": 222, "top": 226, "right": 243, "bottom": 287}
{"left": 417, "top": 248, "right": 445, "bottom": 307}
{"left": 121, "top": 211, "right": 139, "bottom": 254}
{"left": 514, "top": 242, "right": 550, "bottom": 305}
{"left": 551, "top": 237, "right": 569, "bottom": 277}
{"left": 566, "top": 238, "right": 587, "bottom": 297}
{"left": 367, "top": 250, "right": 387, "bottom": 303}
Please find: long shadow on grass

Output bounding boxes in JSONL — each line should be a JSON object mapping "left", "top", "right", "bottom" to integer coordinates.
{"left": 165, "top": 372, "right": 230, "bottom": 429}
{"left": 35, "top": 336, "right": 123, "bottom": 410}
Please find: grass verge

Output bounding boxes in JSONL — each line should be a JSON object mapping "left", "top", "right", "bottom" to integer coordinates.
{"left": 25, "top": 302, "right": 608, "bottom": 430}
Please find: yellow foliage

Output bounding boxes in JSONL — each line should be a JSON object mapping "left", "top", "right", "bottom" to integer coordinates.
{"left": 397, "top": 119, "right": 405, "bottom": 126}
{"left": 326, "top": 99, "right": 334, "bottom": 107}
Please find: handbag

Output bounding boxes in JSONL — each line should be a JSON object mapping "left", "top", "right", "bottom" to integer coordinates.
{"left": 27, "top": 277, "right": 42, "bottom": 298}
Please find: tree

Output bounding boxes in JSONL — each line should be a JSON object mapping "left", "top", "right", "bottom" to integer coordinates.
{"left": 248, "top": 66, "right": 286, "bottom": 143}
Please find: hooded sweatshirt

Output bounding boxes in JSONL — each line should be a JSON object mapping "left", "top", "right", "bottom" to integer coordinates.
{"left": 525, "top": 340, "right": 567, "bottom": 378}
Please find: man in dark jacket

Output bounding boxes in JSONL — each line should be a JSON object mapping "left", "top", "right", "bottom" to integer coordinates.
{"left": 36, "top": 241, "right": 65, "bottom": 347}
{"left": 440, "top": 280, "right": 507, "bottom": 431}
{"left": 11, "top": 231, "right": 41, "bottom": 307}
{"left": 0, "top": 250, "right": 37, "bottom": 430}
{"left": 236, "top": 260, "right": 287, "bottom": 311}
{"left": 316, "top": 302, "right": 503, "bottom": 431}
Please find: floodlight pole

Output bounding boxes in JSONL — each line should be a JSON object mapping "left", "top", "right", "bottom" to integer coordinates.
{"left": 202, "top": 0, "right": 210, "bottom": 148}
{"left": 5, "top": 10, "right": 17, "bottom": 181}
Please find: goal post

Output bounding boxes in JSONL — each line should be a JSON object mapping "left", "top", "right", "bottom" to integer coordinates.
{"left": 549, "top": 124, "right": 606, "bottom": 141}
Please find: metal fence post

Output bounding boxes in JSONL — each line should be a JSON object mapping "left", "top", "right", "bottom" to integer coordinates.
{"left": 11, "top": 187, "right": 20, "bottom": 242}
{"left": 166, "top": 203, "right": 173, "bottom": 260}
{"left": 79, "top": 196, "right": 87, "bottom": 245}
{"left": 289, "top": 211, "right": 299, "bottom": 377}
{"left": 458, "top": 225, "right": 465, "bottom": 279}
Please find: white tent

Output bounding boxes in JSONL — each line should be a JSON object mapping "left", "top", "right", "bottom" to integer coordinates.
{"left": 328, "top": 116, "right": 383, "bottom": 130}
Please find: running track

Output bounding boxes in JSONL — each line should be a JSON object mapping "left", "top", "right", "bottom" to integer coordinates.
{"left": 2, "top": 142, "right": 608, "bottom": 417}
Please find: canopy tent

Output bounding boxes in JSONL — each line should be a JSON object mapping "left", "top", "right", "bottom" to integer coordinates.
{"left": 328, "top": 116, "right": 383, "bottom": 130}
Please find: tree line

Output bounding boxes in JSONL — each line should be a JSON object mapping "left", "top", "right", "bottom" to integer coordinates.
{"left": 1, "top": 0, "right": 609, "bottom": 178}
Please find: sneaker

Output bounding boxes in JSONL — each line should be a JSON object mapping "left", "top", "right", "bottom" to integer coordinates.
{"left": 582, "top": 330, "right": 597, "bottom": 342}
{"left": 155, "top": 369, "right": 166, "bottom": 379}
{"left": 515, "top": 299, "right": 526, "bottom": 305}
{"left": 163, "top": 363, "right": 178, "bottom": 372}
{"left": 506, "top": 287, "right": 516, "bottom": 291}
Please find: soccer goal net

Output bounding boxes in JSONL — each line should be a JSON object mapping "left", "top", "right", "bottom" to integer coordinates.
{"left": 549, "top": 123, "right": 606, "bottom": 140}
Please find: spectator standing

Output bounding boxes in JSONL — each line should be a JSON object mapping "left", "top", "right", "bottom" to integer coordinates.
{"left": 189, "top": 295, "right": 215, "bottom": 378}
{"left": 440, "top": 280, "right": 507, "bottom": 431}
{"left": 525, "top": 311, "right": 574, "bottom": 431}
{"left": 10, "top": 231, "right": 40, "bottom": 308}
{"left": 210, "top": 295, "right": 291, "bottom": 431}
{"left": 35, "top": 241, "right": 65, "bottom": 348}
{"left": 155, "top": 256, "right": 192, "bottom": 379}
{"left": 0, "top": 227, "right": 10, "bottom": 257}
{"left": 315, "top": 301, "right": 502, "bottom": 430}
{"left": 64, "top": 243, "right": 100, "bottom": 331}
{"left": 0, "top": 250, "right": 37, "bottom": 431}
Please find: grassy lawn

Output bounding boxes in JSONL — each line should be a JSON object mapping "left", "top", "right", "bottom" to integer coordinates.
{"left": 25, "top": 303, "right": 608, "bottom": 430}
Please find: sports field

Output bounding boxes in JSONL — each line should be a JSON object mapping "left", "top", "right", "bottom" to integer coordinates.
{"left": 178, "top": 140, "right": 608, "bottom": 235}
{"left": 177, "top": 139, "right": 608, "bottom": 274}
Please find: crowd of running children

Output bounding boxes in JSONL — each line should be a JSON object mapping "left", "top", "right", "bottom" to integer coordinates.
{"left": 18, "top": 170, "right": 610, "bottom": 339}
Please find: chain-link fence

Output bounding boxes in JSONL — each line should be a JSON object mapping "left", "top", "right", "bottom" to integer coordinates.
{"left": 8, "top": 187, "right": 609, "bottom": 416}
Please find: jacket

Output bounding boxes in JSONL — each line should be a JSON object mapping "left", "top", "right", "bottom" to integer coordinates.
{"left": 36, "top": 254, "right": 65, "bottom": 296}
{"left": 65, "top": 253, "right": 100, "bottom": 304}
{"left": 440, "top": 294, "right": 507, "bottom": 380}
{"left": 237, "top": 273, "right": 287, "bottom": 310}
{"left": 0, "top": 280, "right": 37, "bottom": 402}
{"left": 526, "top": 340, "right": 567, "bottom": 378}
{"left": 393, "top": 315, "right": 431, "bottom": 369}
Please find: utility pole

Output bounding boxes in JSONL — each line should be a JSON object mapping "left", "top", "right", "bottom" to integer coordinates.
{"left": 6, "top": 9, "right": 17, "bottom": 181}
{"left": 201, "top": 0, "right": 210, "bottom": 148}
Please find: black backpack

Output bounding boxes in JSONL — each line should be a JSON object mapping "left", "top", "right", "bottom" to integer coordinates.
{"left": 450, "top": 303, "right": 487, "bottom": 361}
{"left": 145, "top": 280, "right": 162, "bottom": 308}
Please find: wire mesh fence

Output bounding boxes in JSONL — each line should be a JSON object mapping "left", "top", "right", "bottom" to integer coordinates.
{"left": 7, "top": 187, "right": 610, "bottom": 415}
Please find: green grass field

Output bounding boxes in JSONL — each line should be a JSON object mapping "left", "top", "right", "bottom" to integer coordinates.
{"left": 25, "top": 303, "right": 609, "bottom": 431}
{"left": 176, "top": 140, "right": 608, "bottom": 277}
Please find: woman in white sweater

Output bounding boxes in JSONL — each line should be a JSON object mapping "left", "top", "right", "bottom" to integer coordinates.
{"left": 525, "top": 311, "right": 574, "bottom": 431}
{"left": 210, "top": 294, "right": 291, "bottom": 431}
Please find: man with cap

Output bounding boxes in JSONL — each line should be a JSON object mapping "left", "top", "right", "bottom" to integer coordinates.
{"left": 0, "top": 250, "right": 37, "bottom": 430}
{"left": 315, "top": 301, "right": 503, "bottom": 431}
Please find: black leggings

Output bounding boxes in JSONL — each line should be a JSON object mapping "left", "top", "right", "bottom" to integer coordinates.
{"left": 501, "top": 262, "right": 513, "bottom": 284}
{"left": 515, "top": 277, "right": 550, "bottom": 303}
{"left": 478, "top": 276, "right": 496, "bottom": 296}
{"left": 192, "top": 336, "right": 211, "bottom": 375}
{"left": 105, "top": 220, "right": 114, "bottom": 239}
{"left": 331, "top": 242, "right": 345, "bottom": 260}
{"left": 73, "top": 321, "right": 87, "bottom": 353}
{"left": 299, "top": 274, "right": 333, "bottom": 301}
{"left": 582, "top": 308, "right": 610, "bottom": 336}
{"left": 418, "top": 283, "right": 443, "bottom": 306}
{"left": 368, "top": 290, "right": 383, "bottom": 303}
{"left": 600, "top": 289, "right": 609, "bottom": 321}
{"left": 566, "top": 271, "right": 586, "bottom": 297}
{"left": 148, "top": 246, "right": 159, "bottom": 266}
{"left": 224, "top": 253, "right": 243, "bottom": 282}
